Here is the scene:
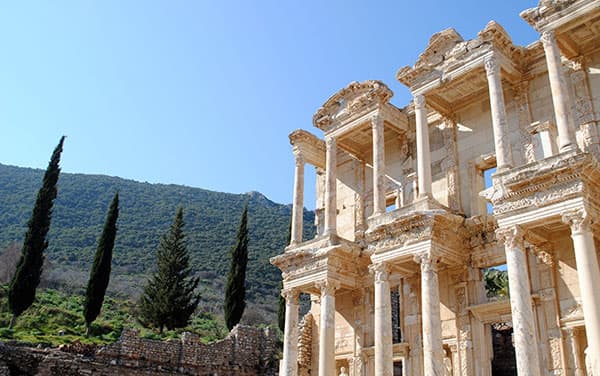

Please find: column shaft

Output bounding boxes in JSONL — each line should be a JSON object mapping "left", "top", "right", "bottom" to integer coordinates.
{"left": 290, "top": 153, "right": 305, "bottom": 245}
{"left": 497, "top": 226, "right": 541, "bottom": 376}
{"left": 417, "top": 254, "right": 444, "bottom": 376}
{"left": 563, "top": 209, "right": 600, "bottom": 376}
{"left": 281, "top": 290, "right": 299, "bottom": 376}
{"left": 318, "top": 281, "right": 337, "bottom": 376}
{"left": 324, "top": 137, "right": 337, "bottom": 236}
{"left": 414, "top": 95, "right": 432, "bottom": 197}
{"left": 541, "top": 30, "right": 577, "bottom": 152}
{"left": 484, "top": 55, "right": 513, "bottom": 171}
{"left": 372, "top": 116, "right": 386, "bottom": 215}
{"left": 372, "top": 263, "right": 393, "bottom": 375}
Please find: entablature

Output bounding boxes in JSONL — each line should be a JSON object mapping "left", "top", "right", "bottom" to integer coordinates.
{"left": 289, "top": 129, "right": 326, "bottom": 169}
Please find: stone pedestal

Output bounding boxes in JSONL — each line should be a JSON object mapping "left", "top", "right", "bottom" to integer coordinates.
{"left": 371, "top": 263, "right": 393, "bottom": 375}
{"left": 281, "top": 289, "right": 300, "bottom": 376}
{"left": 318, "top": 280, "right": 338, "bottom": 376}
{"left": 416, "top": 253, "right": 444, "bottom": 376}
{"left": 290, "top": 152, "right": 305, "bottom": 246}
{"left": 496, "top": 226, "right": 541, "bottom": 376}
{"left": 562, "top": 209, "right": 600, "bottom": 376}
{"left": 372, "top": 116, "right": 386, "bottom": 216}
{"left": 484, "top": 55, "right": 513, "bottom": 171}
{"left": 324, "top": 137, "right": 337, "bottom": 236}
{"left": 414, "top": 95, "right": 432, "bottom": 198}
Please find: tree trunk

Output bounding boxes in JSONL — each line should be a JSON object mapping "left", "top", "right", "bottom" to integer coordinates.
{"left": 85, "top": 323, "right": 91, "bottom": 337}
{"left": 8, "top": 314, "right": 16, "bottom": 329}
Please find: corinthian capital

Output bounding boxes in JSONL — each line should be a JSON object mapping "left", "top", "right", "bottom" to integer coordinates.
{"left": 292, "top": 147, "right": 305, "bottom": 166}
{"left": 495, "top": 226, "right": 525, "bottom": 249}
{"left": 414, "top": 253, "right": 440, "bottom": 273}
{"left": 316, "top": 279, "right": 339, "bottom": 296}
{"left": 369, "top": 262, "right": 390, "bottom": 283}
{"left": 540, "top": 30, "right": 556, "bottom": 49}
{"left": 484, "top": 56, "right": 499, "bottom": 77}
{"left": 413, "top": 94, "right": 426, "bottom": 110}
{"left": 325, "top": 136, "right": 336, "bottom": 149}
{"left": 281, "top": 288, "right": 300, "bottom": 305}
{"left": 562, "top": 209, "right": 591, "bottom": 234}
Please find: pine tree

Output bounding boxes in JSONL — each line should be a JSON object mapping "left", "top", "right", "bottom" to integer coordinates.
{"left": 8, "top": 136, "right": 65, "bottom": 328}
{"left": 224, "top": 204, "right": 249, "bottom": 330}
{"left": 278, "top": 219, "right": 292, "bottom": 332}
{"left": 139, "top": 208, "right": 200, "bottom": 333}
{"left": 84, "top": 192, "right": 119, "bottom": 336}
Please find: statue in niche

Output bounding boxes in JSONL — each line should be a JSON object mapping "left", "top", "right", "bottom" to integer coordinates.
{"left": 338, "top": 366, "right": 348, "bottom": 376}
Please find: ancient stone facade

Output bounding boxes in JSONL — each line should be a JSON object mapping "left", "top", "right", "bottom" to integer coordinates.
{"left": 271, "top": 1, "right": 600, "bottom": 375}
{"left": 0, "top": 326, "right": 279, "bottom": 375}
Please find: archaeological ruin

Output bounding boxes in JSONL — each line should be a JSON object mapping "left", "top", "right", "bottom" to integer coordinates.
{"left": 271, "top": 0, "right": 600, "bottom": 375}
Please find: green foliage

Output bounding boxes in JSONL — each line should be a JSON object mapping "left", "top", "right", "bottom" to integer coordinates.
{"left": 139, "top": 208, "right": 200, "bottom": 333}
{"left": 0, "top": 285, "right": 226, "bottom": 346}
{"left": 224, "top": 205, "right": 249, "bottom": 330}
{"left": 84, "top": 192, "right": 119, "bottom": 333}
{"left": 8, "top": 137, "right": 65, "bottom": 323}
{"left": 277, "top": 219, "right": 291, "bottom": 332}
{"left": 484, "top": 268, "right": 509, "bottom": 299}
{"left": 0, "top": 163, "right": 315, "bottom": 324}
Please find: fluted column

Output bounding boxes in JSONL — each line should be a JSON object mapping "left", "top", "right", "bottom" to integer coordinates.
{"left": 414, "top": 95, "right": 432, "bottom": 197}
{"left": 324, "top": 137, "right": 337, "bottom": 237}
{"left": 281, "top": 289, "right": 300, "bottom": 376}
{"left": 541, "top": 30, "right": 577, "bottom": 152}
{"left": 416, "top": 253, "right": 444, "bottom": 376}
{"left": 562, "top": 209, "right": 600, "bottom": 376}
{"left": 317, "top": 280, "right": 339, "bottom": 376}
{"left": 372, "top": 115, "right": 386, "bottom": 215}
{"left": 484, "top": 55, "right": 514, "bottom": 171}
{"left": 371, "top": 263, "right": 393, "bottom": 375}
{"left": 496, "top": 226, "right": 541, "bottom": 376}
{"left": 290, "top": 151, "right": 305, "bottom": 246}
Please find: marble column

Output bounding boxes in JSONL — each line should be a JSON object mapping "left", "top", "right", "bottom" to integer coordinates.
{"left": 318, "top": 280, "right": 339, "bottom": 376}
{"left": 372, "top": 115, "right": 386, "bottom": 215}
{"left": 565, "top": 327, "right": 585, "bottom": 376}
{"left": 562, "top": 209, "right": 600, "bottom": 376}
{"left": 496, "top": 226, "right": 541, "bottom": 376}
{"left": 290, "top": 151, "right": 305, "bottom": 246}
{"left": 281, "top": 289, "right": 300, "bottom": 376}
{"left": 416, "top": 253, "right": 444, "bottom": 376}
{"left": 540, "top": 30, "right": 577, "bottom": 152}
{"left": 371, "top": 263, "right": 393, "bottom": 375}
{"left": 324, "top": 137, "right": 337, "bottom": 237}
{"left": 414, "top": 95, "right": 432, "bottom": 198}
{"left": 484, "top": 55, "right": 514, "bottom": 171}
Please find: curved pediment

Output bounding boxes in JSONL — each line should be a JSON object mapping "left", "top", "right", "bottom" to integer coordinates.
{"left": 313, "top": 80, "right": 393, "bottom": 132}
{"left": 414, "top": 28, "right": 464, "bottom": 70}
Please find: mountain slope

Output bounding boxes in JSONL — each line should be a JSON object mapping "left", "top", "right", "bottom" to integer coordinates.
{"left": 0, "top": 163, "right": 315, "bottom": 322}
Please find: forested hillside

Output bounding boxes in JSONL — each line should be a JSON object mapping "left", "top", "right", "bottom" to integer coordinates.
{"left": 0, "top": 163, "right": 314, "bottom": 323}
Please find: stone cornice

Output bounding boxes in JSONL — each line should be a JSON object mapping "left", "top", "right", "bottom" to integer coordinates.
{"left": 520, "top": 0, "right": 597, "bottom": 31}
{"left": 289, "top": 129, "right": 326, "bottom": 169}
{"left": 312, "top": 80, "right": 393, "bottom": 133}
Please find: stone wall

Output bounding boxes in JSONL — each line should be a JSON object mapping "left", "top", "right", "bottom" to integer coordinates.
{"left": 0, "top": 325, "right": 280, "bottom": 376}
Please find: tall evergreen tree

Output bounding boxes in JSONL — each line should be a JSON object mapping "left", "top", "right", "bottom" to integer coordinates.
{"left": 8, "top": 136, "right": 65, "bottom": 328}
{"left": 84, "top": 192, "right": 119, "bottom": 336}
{"left": 139, "top": 208, "right": 200, "bottom": 333}
{"left": 278, "top": 219, "right": 292, "bottom": 332}
{"left": 224, "top": 204, "right": 249, "bottom": 330}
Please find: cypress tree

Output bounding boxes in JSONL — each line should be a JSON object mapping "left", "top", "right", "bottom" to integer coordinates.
{"left": 224, "top": 204, "right": 249, "bottom": 330}
{"left": 277, "top": 219, "right": 292, "bottom": 332}
{"left": 139, "top": 208, "right": 200, "bottom": 333}
{"left": 8, "top": 136, "right": 65, "bottom": 328}
{"left": 84, "top": 192, "right": 119, "bottom": 336}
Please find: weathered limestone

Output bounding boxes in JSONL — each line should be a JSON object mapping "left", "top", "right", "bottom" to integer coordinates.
{"left": 371, "top": 263, "right": 393, "bottom": 375}
{"left": 562, "top": 209, "right": 600, "bottom": 376}
{"left": 414, "top": 95, "right": 432, "bottom": 197}
{"left": 317, "top": 280, "right": 338, "bottom": 376}
{"left": 540, "top": 30, "right": 578, "bottom": 153}
{"left": 372, "top": 115, "right": 386, "bottom": 215}
{"left": 281, "top": 289, "right": 300, "bottom": 376}
{"left": 291, "top": 151, "right": 305, "bottom": 245}
{"left": 417, "top": 253, "right": 444, "bottom": 376}
{"left": 484, "top": 55, "right": 513, "bottom": 171}
{"left": 324, "top": 137, "right": 337, "bottom": 237}
{"left": 496, "top": 226, "right": 541, "bottom": 376}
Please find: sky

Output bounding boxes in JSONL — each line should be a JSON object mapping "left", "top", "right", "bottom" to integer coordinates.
{"left": 0, "top": 1, "right": 541, "bottom": 209}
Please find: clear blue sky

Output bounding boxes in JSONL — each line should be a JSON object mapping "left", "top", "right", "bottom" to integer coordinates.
{"left": 0, "top": 1, "right": 539, "bottom": 208}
